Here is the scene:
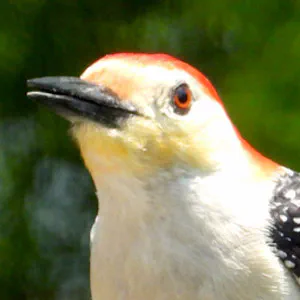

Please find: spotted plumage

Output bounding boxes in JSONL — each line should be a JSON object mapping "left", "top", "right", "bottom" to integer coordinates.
{"left": 270, "top": 169, "right": 300, "bottom": 285}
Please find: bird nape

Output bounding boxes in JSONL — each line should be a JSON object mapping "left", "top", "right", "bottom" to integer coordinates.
{"left": 27, "top": 53, "right": 300, "bottom": 300}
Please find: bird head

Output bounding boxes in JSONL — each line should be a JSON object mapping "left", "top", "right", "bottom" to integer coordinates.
{"left": 27, "top": 53, "right": 276, "bottom": 185}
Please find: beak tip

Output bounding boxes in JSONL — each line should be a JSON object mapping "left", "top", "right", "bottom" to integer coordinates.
{"left": 27, "top": 77, "right": 49, "bottom": 90}
{"left": 26, "top": 78, "right": 36, "bottom": 88}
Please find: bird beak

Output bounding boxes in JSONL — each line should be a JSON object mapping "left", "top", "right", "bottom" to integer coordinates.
{"left": 27, "top": 77, "right": 139, "bottom": 128}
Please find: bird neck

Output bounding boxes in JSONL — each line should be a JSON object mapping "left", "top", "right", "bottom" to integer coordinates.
{"left": 90, "top": 156, "right": 282, "bottom": 300}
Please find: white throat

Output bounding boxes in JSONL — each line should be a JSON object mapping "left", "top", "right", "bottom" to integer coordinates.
{"left": 89, "top": 158, "right": 287, "bottom": 300}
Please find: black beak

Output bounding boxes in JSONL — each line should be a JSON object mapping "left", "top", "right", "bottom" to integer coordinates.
{"left": 27, "top": 77, "right": 139, "bottom": 128}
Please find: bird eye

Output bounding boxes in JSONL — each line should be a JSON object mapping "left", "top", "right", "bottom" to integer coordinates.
{"left": 173, "top": 84, "right": 192, "bottom": 112}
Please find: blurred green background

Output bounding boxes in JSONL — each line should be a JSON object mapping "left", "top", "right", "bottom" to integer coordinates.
{"left": 2, "top": 0, "right": 300, "bottom": 299}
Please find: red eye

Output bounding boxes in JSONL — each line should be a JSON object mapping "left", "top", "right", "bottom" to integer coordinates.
{"left": 173, "top": 84, "right": 192, "bottom": 111}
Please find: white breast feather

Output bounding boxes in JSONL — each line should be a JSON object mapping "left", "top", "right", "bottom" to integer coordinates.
{"left": 89, "top": 161, "right": 299, "bottom": 300}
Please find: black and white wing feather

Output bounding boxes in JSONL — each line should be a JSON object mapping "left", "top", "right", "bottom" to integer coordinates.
{"left": 270, "top": 169, "right": 300, "bottom": 285}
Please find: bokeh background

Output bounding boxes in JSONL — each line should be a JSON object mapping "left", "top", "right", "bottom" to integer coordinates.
{"left": 2, "top": 0, "right": 300, "bottom": 299}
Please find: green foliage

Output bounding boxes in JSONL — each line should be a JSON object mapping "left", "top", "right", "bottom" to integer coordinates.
{"left": 1, "top": 0, "right": 300, "bottom": 298}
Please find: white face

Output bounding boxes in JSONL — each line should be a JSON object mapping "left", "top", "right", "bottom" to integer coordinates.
{"left": 72, "top": 59, "right": 242, "bottom": 181}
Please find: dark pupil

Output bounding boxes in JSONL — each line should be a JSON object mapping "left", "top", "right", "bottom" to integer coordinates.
{"left": 176, "top": 87, "right": 188, "bottom": 103}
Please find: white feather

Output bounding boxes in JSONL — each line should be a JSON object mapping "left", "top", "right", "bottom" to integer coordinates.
{"left": 89, "top": 158, "right": 299, "bottom": 300}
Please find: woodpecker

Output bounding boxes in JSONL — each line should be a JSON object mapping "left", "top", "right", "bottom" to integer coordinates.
{"left": 27, "top": 53, "right": 300, "bottom": 300}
